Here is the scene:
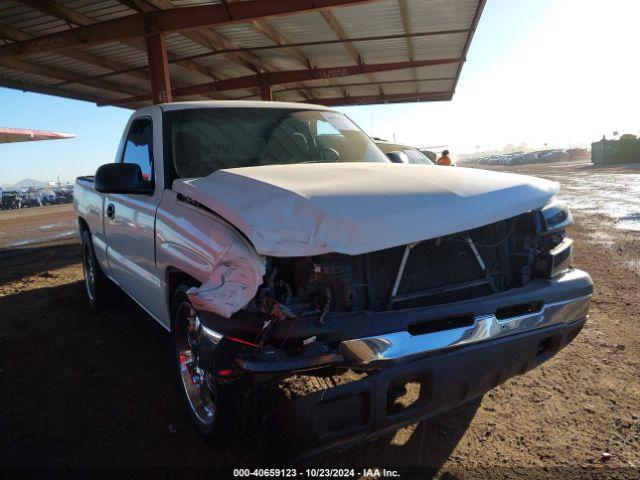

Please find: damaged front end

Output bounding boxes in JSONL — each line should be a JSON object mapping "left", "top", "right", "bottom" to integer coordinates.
{"left": 189, "top": 199, "right": 590, "bottom": 380}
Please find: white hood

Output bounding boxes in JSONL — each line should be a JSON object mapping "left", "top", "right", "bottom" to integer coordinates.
{"left": 173, "top": 163, "right": 558, "bottom": 257}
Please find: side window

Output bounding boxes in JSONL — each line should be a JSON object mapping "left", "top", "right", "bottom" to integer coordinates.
{"left": 122, "top": 118, "right": 153, "bottom": 182}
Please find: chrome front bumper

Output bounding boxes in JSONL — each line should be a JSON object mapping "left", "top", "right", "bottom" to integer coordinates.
{"left": 339, "top": 292, "right": 591, "bottom": 366}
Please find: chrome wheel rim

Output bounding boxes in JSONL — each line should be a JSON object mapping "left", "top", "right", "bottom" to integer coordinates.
{"left": 82, "top": 242, "right": 96, "bottom": 302}
{"left": 176, "top": 301, "right": 216, "bottom": 427}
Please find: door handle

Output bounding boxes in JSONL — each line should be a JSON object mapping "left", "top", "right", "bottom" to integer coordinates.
{"left": 106, "top": 203, "right": 115, "bottom": 220}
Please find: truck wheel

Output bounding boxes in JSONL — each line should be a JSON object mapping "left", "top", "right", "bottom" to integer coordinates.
{"left": 172, "top": 285, "right": 261, "bottom": 446}
{"left": 81, "top": 230, "right": 113, "bottom": 309}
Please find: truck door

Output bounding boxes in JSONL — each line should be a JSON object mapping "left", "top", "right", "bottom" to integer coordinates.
{"left": 104, "top": 116, "right": 164, "bottom": 321}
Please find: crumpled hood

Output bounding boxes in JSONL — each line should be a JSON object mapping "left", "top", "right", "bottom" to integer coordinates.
{"left": 173, "top": 163, "right": 558, "bottom": 257}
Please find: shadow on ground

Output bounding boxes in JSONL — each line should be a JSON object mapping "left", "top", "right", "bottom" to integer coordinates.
{"left": 0, "top": 276, "right": 478, "bottom": 471}
{"left": 0, "top": 240, "right": 79, "bottom": 285}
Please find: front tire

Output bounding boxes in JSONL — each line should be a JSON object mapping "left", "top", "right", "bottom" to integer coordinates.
{"left": 171, "top": 284, "right": 265, "bottom": 446}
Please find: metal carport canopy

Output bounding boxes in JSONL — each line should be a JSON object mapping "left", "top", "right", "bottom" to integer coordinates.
{"left": 0, "top": 126, "right": 75, "bottom": 144}
{"left": 0, "top": 0, "right": 485, "bottom": 109}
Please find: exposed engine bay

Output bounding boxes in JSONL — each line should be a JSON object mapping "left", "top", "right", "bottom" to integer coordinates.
{"left": 252, "top": 205, "right": 570, "bottom": 320}
{"left": 210, "top": 201, "right": 574, "bottom": 369}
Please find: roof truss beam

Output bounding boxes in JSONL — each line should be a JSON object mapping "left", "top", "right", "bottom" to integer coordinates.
{"left": 55, "top": 28, "right": 466, "bottom": 87}
{"left": 119, "top": 0, "right": 258, "bottom": 76}
{"left": 0, "top": 21, "right": 150, "bottom": 84}
{"left": 16, "top": 0, "right": 222, "bottom": 82}
{"left": 127, "top": 0, "right": 318, "bottom": 100}
{"left": 4, "top": 3, "right": 225, "bottom": 99}
{"left": 319, "top": 8, "right": 378, "bottom": 89}
{"left": 273, "top": 76, "right": 456, "bottom": 94}
{"left": 0, "top": 25, "right": 469, "bottom": 89}
{"left": 239, "top": 10, "right": 317, "bottom": 99}
{"left": 16, "top": 0, "right": 92, "bottom": 27}
{"left": 307, "top": 90, "right": 452, "bottom": 106}
{"left": 0, "top": 56, "right": 144, "bottom": 96}
{"left": 249, "top": 18, "right": 310, "bottom": 68}
{"left": 105, "top": 58, "right": 460, "bottom": 105}
{"left": 124, "top": 0, "right": 261, "bottom": 73}
{"left": 0, "top": 76, "right": 108, "bottom": 104}
{"left": 398, "top": 0, "right": 418, "bottom": 87}
{"left": 319, "top": 9, "right": 361, "bottom": 65}
{"left": 29, "top": 1, "right": 244, "bottom": 100}
{"left": 398, "top": 0, "right": 414, "bottom": 61}
{"left": 0, "top": 0, "right": 377, "bottom": 58}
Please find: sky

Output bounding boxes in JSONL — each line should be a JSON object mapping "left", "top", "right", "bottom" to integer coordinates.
{"left": 1, "top": 0, "right": 640, "bottom": 184}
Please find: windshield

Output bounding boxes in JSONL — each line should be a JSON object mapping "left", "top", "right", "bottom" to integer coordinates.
{"left": 164, "top": 108, "right": 389, "bottom": 179}
{"left": 376, "top": 142, "right": 434, "bottom": 165}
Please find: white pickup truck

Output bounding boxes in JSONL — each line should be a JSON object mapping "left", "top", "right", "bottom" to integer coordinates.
{"left": 74, "top": 101, "right": 592, "bottom": 456}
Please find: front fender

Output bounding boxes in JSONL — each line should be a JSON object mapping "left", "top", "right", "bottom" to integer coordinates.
{"left": 156, "top": 190, "right": 266, "bottom": 320}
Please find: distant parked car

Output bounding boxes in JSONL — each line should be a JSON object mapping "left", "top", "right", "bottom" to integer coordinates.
{"left": 1, "top": 192, "right": 23, "bottom": 210}
{"left": 23, "top": 194, "right": 43, "bottom": 208}
{"left": 55, "top": 190, "right": 74, "bottom": 204}
{"left": 40, "top": 190, "right": 57, "bottom": 204}
{"left": 419, "top": 149, "right": 438, "bottom": 162}
{"left": 374, "top": 140, "right": 435, "bottom": 165}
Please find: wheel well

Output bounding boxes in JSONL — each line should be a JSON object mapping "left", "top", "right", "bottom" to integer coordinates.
{"left": 78, "top": 217, "right": 90, "bottom": 234}
{"left": 165, "top": 268, "right": 201, "bottom": 330}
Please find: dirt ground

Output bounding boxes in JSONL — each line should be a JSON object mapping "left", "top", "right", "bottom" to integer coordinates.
{"left": 0, "top": 203, "right": 76, "bottom": 249}
{"left": 1, "top": 164, "right": 639, "bottom": 478}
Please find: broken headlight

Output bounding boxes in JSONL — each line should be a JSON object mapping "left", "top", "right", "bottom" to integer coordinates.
{"left": 534, "top": 199, "right": 574, "bottom": 278}
{"left": 535, "top": 237, "right": 573, "bottom": 278}
{"left": 539, "top": 198, "right": 573, "bottom": 234}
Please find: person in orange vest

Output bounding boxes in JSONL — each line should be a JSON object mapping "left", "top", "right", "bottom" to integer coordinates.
{"left": 436, "top": 149, "right": 452, "bottom": 166}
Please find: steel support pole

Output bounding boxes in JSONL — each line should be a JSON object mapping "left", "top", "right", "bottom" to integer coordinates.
{"left": 147, "top": 33, "right": 173, "bottom": 104}
{"left": 260, "top": 84, "right": 273, "bottom": 101}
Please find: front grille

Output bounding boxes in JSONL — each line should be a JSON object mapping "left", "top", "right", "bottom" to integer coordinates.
{"left": 364, "top": 245, "right": 405, "bottom": 311}
{"left": 361, "top": 220, "right": 514, "bottom": 311}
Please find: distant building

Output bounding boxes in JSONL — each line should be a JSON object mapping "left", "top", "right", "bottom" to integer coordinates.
{"left": 592, "top": 135, "right": 640, "bottom": 164}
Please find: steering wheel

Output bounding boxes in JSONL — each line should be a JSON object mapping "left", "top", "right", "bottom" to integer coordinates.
{"left": 313, "top": 145, "right": 340, "bottom": 162}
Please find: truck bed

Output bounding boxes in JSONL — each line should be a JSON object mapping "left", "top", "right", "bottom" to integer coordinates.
{"left": 74, "top": 176, "right": 105, "bottom": 241}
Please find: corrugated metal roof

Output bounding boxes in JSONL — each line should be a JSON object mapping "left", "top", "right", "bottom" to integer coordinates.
{"left": 266, "top": 11, "right": 339, "bottom": 44}
{"left": 214, "top": 22, "right": 277, "bottom": 49}
{"left": 407, "top": 0, "right": 479, "bottom": 31}
{"left": 0, "top": 0, "right": 485, "bottom": 107}
{"left": 84, "top": 42, "right": 149, "bottom": 68}
{"left": 333, "top": 0, "right": 406, "bottom": 38}
{"left": 60, "top": 0, "right": 133, "bottom": 21}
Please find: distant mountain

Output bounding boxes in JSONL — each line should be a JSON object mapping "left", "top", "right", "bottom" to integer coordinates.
{"left": 3, "top": 178, "right": 48, "bottom": 189}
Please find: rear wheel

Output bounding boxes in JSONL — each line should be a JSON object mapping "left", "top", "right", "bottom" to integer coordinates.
{"left": 81, "top": 230, "right": 114, "bottom": 309}
{"left": 172, "top": 284, "right": 263, "bottom": 446}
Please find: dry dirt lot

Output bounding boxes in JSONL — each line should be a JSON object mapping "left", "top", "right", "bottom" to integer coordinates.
{"left": 0, "top": 164, "right": 639, "bottom": 478}
{"left": 0, "top": 203, "right": 75, "bottom": 249}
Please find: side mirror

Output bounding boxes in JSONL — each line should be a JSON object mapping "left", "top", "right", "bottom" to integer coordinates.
{"left": 386, "top": 151, "right": 410, "bottom": 164}
{"left": 94, "top": 163, "right": 153, "bottom": 194}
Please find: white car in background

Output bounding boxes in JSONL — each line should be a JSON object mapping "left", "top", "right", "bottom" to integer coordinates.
{"left": 374, "top": 139, "right": 436, "bottom": 165}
